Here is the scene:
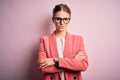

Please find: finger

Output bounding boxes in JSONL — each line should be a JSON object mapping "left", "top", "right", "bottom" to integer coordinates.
{"left": 40, "top": 62, "right": 47, "bottom": 68}
{"left": 80, "top": 55, "right": 87, "bottom": 58}
{"left": 75, "top": 54, "right": 87, "bottom": 59}
{"left": 41, "top": 64, "right": 48, "bottom": 69}
{"left": 79, "top": 55, "right": 88, "bottom": 58}
{"left": 40, "top": 63, "right": 48, "bottom": 69}
{"left": 79, "top": 53, "right": 87, "bottom": 55}
{"left": 39, "top": 59, "right": 46, "bottom": 64}
{"left": 79, "top": 54, "right": 87, "bottom": 57}
{"left": 38, "top": 60, "right": 43, "bottom": 64}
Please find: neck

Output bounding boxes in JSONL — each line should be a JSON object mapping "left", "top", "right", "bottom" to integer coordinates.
{"left": 55, "top": 30, "right": 66, "bottom": 38}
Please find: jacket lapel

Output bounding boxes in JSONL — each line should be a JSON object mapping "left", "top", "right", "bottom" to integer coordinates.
{"left": 64, "top": 32, "right": 73, "bottom": 58}
{"left": 49, "top": 32, "right": 73, "bottom": 58}
{"left": 49, "top": 32, "right": 59, "bottom": 57}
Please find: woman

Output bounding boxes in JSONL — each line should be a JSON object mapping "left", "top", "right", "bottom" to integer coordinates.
{"left": 38, "top": 4, "right": 88, "bottom": 80}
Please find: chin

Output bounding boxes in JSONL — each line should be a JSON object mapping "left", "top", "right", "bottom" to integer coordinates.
{"left": 57, "top": 29, "right": 66, "bottom": 32}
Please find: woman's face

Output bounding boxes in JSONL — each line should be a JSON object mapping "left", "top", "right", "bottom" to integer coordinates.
{"left": 53, "top": 11, "right": 70, "bottom": 32}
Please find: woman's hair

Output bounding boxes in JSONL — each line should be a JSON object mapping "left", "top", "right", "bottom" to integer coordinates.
{"left": 52, "top": 4, "right": 71, "bottom": 18}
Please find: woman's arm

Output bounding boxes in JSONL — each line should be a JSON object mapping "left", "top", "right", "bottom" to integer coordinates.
{"left": 55, "top": 36, "right": 88, "bottom": 71}
{"left": 38, "top": 37, "right": 66, "bottom": 73}
{"left": 58, "top": 52, "right": 88, "bottom": 71}
{"left": 38, "top": 36, "right": 88, "bottom": 72}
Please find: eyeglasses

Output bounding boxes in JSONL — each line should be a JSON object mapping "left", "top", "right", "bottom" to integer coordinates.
{"left": 54, "top": 17, "right": 71, "bottom": 24}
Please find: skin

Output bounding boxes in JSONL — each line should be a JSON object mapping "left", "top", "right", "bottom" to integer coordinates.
{"left": 54, "top": 11, "right": 69, "bottom": 34}
{"left": 38, "top": 10, "right": 87, "bottom": 69}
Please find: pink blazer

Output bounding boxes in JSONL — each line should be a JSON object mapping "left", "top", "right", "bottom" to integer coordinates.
{"left": 38, "top": 32, "right": 88, "bottom": 80}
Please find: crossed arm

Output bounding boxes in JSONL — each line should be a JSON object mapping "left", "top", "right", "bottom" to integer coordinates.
{"left": 39, "top": 52, "right": 87, "bottom": 69}
{"left": 38, "top": 37, "right": 88, "bottom": 73}
{"left": 38, "top": 51, "right": 88, "bottom": 73}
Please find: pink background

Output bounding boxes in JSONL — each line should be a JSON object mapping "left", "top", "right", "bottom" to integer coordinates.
{"left": 0, "top": 0, "right": 120, "bottom": 80}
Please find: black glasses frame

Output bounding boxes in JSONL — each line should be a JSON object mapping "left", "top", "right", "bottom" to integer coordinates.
{"left": 54, "top": 17, "right": 71, "bottom": 24}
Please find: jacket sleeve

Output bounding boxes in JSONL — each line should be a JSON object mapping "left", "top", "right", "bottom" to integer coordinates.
{"left": 58, "top": 36, "right": 88, "bottom": 71}
{"left": 58, "top": 56, "right": 88, "bottom": 71}
{"left": 38, "top": 37, "right": 66, "bottom": 73}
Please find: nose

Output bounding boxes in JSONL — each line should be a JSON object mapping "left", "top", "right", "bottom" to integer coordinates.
{"left": 60, "top": 20, "right": 64, "bottom": 25}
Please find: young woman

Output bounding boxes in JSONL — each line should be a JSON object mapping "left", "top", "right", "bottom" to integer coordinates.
{"left": 38, "top": 4, "right": 88, "bottom": 80}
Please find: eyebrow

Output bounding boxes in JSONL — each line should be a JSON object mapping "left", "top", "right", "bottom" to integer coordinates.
{"left": 55, "top": 17, "right": 70, "bottom": 18}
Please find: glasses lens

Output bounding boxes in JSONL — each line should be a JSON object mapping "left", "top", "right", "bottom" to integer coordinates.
{"left": 55, "top": 18, "right": 61, "bottom": 23}
{"left": 63, "top": 18, "right": 70, "bottom": 24}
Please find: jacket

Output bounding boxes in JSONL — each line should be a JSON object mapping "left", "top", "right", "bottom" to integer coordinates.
{"left": 38, "top": 32, "right": 88, "bottom": 80}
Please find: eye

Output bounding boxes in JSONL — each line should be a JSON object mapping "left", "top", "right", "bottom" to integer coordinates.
{"left": 64, "top": 18, "right": 70, "bottom": 21}
{"left": 55, "top": 18, "right": 61, "bottom": 20}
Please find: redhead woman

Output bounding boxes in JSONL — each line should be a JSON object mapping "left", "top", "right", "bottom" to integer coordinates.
{"left": 38, "top": 4, "right": 88, "bottom": 80}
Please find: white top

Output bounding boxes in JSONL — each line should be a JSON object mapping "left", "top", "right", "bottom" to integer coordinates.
{"left": 56, "top": 38, "right": 65, "bottom": 80}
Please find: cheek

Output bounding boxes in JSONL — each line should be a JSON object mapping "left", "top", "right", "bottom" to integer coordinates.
{"left": 54, "top": 23, "right": 58, "bottom": 27}
{"left": 53, "top": 21, "right": 68, "bottom": 28}
{"left": 53, "top": 22, "right": 59, "bottom": 27}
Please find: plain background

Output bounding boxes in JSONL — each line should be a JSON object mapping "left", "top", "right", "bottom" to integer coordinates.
{"left": 0, "top": 0, "right": 120, "bottom": 80}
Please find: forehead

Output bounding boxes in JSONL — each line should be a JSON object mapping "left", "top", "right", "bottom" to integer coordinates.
{"left": 55, "top": 11, "right": 70, "bottom": 18}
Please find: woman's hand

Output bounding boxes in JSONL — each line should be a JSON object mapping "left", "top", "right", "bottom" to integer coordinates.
{"left": 38, "top": 58, "right": 55, "bottom": 69}
{"left": 38, "top": 52, "right": 87, "bottom": 69}
{"left": 75, "top": 52, "right": 87, "bottom": 59}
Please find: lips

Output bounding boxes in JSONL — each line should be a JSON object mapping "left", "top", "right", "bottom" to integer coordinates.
{"left": 59, "top": 26, "right": 64, "bottom": 28}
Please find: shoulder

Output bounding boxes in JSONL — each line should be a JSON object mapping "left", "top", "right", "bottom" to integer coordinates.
{"left": 39, "top": 34, "right": 51, "bottom": 41}
{"left": 70, "top": 34, "right": 83, "bottom": 41}
{"left": 68, "top": 33, "right": 85, "bottom": 47}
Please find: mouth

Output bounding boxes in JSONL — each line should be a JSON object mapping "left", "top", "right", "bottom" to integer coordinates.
{"left": 59, "top": 26, "right": 64, "bottom": 28}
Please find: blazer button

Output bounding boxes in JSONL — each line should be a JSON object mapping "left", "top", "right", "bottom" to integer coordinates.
{"left": 74, "top": 76, "right": 76, "bottom": 80}
{"left": 50, "top": 76, "right": 53, "bottom": 80}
